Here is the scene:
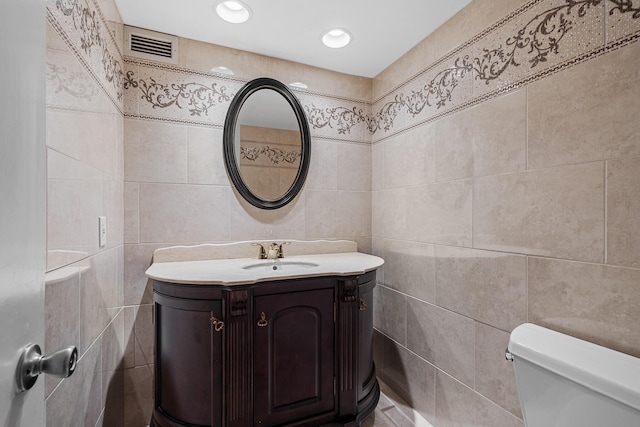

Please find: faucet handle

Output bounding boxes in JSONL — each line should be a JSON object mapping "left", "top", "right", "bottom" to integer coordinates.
{"left": 277, "top": 241, "right": 291, "bottom": 258}
{"left": 251, "top": 243, "right": 267, "bottom": 259}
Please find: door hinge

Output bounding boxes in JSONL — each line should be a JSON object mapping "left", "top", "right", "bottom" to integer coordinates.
{"left": 334, "top": 376, "right": 336, "bottom": 396}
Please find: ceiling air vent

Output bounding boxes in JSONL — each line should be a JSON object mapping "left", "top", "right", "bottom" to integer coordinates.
{"left": 124, "top": 26, "right": 178, "bottom": 64}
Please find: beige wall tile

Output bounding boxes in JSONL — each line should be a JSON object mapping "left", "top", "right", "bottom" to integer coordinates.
{"left": 229, "top": 189, "right": 306, "bottom": 241}
{"left": 607, "top": 156, "right": 640, "bottom": 268}
{"left": 123, "top": 365, "right": 154, "bottom": 426}
{"left": 384, "top": 124, "right": 436, "bottom": 188}
{"left": 435, "top": 246, "right": 527, "bottom": 332}
{"left": 45, "top": 271, "right": 80, "bottom": 396}
{"left": 47, "top": 109, "right": 118, "bottom": 175}
{"left": 371, "top": 191, "right": 384, "bottom": 239}
{"left": 337, "top": 143, "right": 371, "bottom": 191}
{"left": 187, "top": 127, "right": 228, "bottom": 185}
{"left": 185, "top": 38, "right": 270, "bottom": 81}
{"left": 47, "top": 148, "right": 103, "bottom": 181}
{"left": 123, "top": 306, "right": 136, "bottom": 369}
{"left": 407, "top": 179, "right": 473, "bottom": 247}
{"left": 528, "top": 257, "right": 640, "bottom": 358}
{"left": 80, "top": 249, "right": 119, "bottom": 354}
{"left": 335, "top": 191, "right": 372, "bottom": 237}
{"left": 378, "top": 88, "right": 526, "bottom": 185}
{"left": 124, "top": 244, "right": 160, "bottom": 306}
{"left": 374, "top": 286, "right": 406, "bottom": 345}
{"left": 304, "top": 189, "right": 370, "bottom": 239}
{"left": 268, "top": 57, "right": 371, "bottom": 101}
{"left": 406, "top": 298, "right": 475, "bottom": 387}
{"left": 371, "top": 238, "right": 385, "bottom": 283}
{"left": 305, "top": 140, "right": 337, "bottom": 190}
{"left": 475, "top": 323, "right": 521, "bottom": 418}
{"left": 102, "top": 310, "right": 125, "bottom": 374}
{"left": 134, "top": 305, "right": 154, "bottom": 367}
{"left": 104, "top": 178, "right": 124, "bottom": 249}
{"left": 372, "top": 39, "right": 437, "bottom": 102}
{"left": 528, "top": 42, "right": 640, "bottom": 169}
{"left": 435, "top": 109, "right": 473, "bottom": 182}
{"left": 124, "top": 119, "right": 187, "bottom": 183}
{"left": 471, "top": 89, "right": 526, "bottom": 177}
{"left": 435, "top": 370, "right": 524, "bottom": 427}
{"left": 383, "top": 239, "right": 436, "bottom": 303}
{"left": 102, "top": 369, "right": 124, "bottom": 427}
{"left": 124, "top": 183, "right": 139, "bottom": 244}
{"left": 372, "top": 141, "right": 384, "bottom": 191}
{"left": 46, "top": 339, "right": 103, "bottom": 427}
{"left": 379, "top": 188, "right": 410, "bottom": 240}
{"left": 474, "top": 162, "right": 605, "bottom": 262}
{"left": 138, "top": 183, "right": 231, "bottom": 243}
{"left": 381, "top": 338, "right": 436, "bottom": 424}
{"left": 47, "top": 178, "right": 103, "bottom": 266}
{"left": 304, "top": 190, "right": 338, "bottom": 238}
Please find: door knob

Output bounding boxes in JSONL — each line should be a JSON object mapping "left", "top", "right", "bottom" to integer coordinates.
{"left": 15, "top": 344, "right": 78, "bottom": 393}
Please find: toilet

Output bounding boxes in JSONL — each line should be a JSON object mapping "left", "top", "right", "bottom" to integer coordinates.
{"left": 507, "top": 323, "right": 640, "bottom": 427}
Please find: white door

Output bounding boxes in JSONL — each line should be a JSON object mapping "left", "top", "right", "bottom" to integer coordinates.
{"left": 0, "top": 0, "right": 47, "bottom": 425}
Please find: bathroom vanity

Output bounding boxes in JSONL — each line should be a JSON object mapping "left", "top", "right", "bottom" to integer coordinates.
{"left": 145, "top": 241, "right": 383, "bottom": 427}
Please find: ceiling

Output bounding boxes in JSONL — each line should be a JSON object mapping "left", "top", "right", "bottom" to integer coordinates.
{"left": 114, "top": 0, "right": 471, "bottom": 78}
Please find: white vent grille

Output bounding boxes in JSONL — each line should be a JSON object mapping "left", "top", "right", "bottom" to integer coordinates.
{"left": 124, "top": 26, "right": 178, "bottom": 64}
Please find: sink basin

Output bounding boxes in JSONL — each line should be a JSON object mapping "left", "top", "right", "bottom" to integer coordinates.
{"left": 242, "top": 261, "right": 320, "bottom": 271}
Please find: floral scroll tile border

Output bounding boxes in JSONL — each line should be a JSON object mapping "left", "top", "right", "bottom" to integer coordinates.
{"left": 123, "top": 59, "right": 372, "bottom": 144}
{"left": 371, "top": 0, "right": 640, "bottom": 143}
{"left": 47, "top": 0, "right": 124, "bottom": 111}
{"left": 105, "top": 0, "right": 640, "bottom": 145}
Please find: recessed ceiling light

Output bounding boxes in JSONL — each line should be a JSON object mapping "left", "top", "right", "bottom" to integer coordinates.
{"left": 211, "top": 66, "right": 234, "bottom": 75}
{"left": 321, "top": 28, "right": 352, "bottom": 49}
{"left": 289, "top": 82, "right": 308, "bottom": 89}
{"left": 214, "top": 0, "right": 252, "bottom": 24}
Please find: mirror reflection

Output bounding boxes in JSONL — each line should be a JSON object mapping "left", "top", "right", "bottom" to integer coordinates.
{"left": 235, "top": 89, "right": 302, "bottom": 201}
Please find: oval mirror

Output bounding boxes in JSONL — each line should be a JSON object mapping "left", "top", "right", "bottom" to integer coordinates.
{"left": 223, "top": 77, "right": 311, "bottom": 210}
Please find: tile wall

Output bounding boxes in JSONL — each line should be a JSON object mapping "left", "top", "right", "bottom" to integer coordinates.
{"left": 371, "top": 0, "right": 640, "bottom": 426}
{"left": 45, "top": 0, "right": 125, "bottom": 425}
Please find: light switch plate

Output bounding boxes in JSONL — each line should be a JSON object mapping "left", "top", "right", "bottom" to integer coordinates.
{"left": 98, "top": 216, "right": 106, "bottom": 247}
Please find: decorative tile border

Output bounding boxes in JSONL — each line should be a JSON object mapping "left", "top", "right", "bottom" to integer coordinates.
{"left": 121, "top": 0, "right": 638, "bottom": 145}
{"left": 47, "top": 60, "right": 100, "bottom": 101}
{"left": 240, "top": 146, "right": 301, "bottom": 166}
{"left": 123, "top": 59, "right": 371, "bottom": 144}
{"left": 47, "top": 0, "right": 124, "bottom": 109}
{"left": 123, "top": 70, "right": 232, "bottom": 117}
{"left": 371, "top": 0, "right": 640, "bottom": 142}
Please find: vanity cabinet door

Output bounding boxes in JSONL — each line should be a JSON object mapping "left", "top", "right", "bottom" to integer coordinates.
{"left": 154, "top": 294, "right": 223, "bottom": 427}
{"left": 253, "top": 288, "right": 335, "bottom": 426}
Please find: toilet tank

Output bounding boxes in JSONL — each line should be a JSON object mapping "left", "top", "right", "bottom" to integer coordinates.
{"left": 508, "top": 323, "right": 640, "bottom": 427}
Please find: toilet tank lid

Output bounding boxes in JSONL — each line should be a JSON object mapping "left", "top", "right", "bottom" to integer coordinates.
{"left": 508, "top": 323, "right": 640, "bottom": 412}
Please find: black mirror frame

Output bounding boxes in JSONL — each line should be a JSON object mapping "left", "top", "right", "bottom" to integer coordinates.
{"left": 223, "top": 77, "right": 311, "bottom": 210}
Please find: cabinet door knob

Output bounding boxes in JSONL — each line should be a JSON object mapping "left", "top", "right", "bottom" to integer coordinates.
{"left": 210, "top": 316, "right": 224, "bottom": 332}
{"left": 359, "top": 298, "right": 368, "bottom": 311}
{"left": 257, "top": 312, "right": 268, "bottom": 327}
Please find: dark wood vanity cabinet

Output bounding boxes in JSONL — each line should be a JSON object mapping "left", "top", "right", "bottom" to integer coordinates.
{"left": 150, "top": 271, "right": 379, "bottom": 427}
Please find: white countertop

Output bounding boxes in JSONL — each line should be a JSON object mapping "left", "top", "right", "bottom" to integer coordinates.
{"left": 145, "top": 252, "right": 384, "bottom": 285}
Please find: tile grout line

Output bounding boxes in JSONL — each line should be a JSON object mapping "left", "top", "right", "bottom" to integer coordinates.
{"left": 604, "top": 161, "right": 608, "bottom": 264}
